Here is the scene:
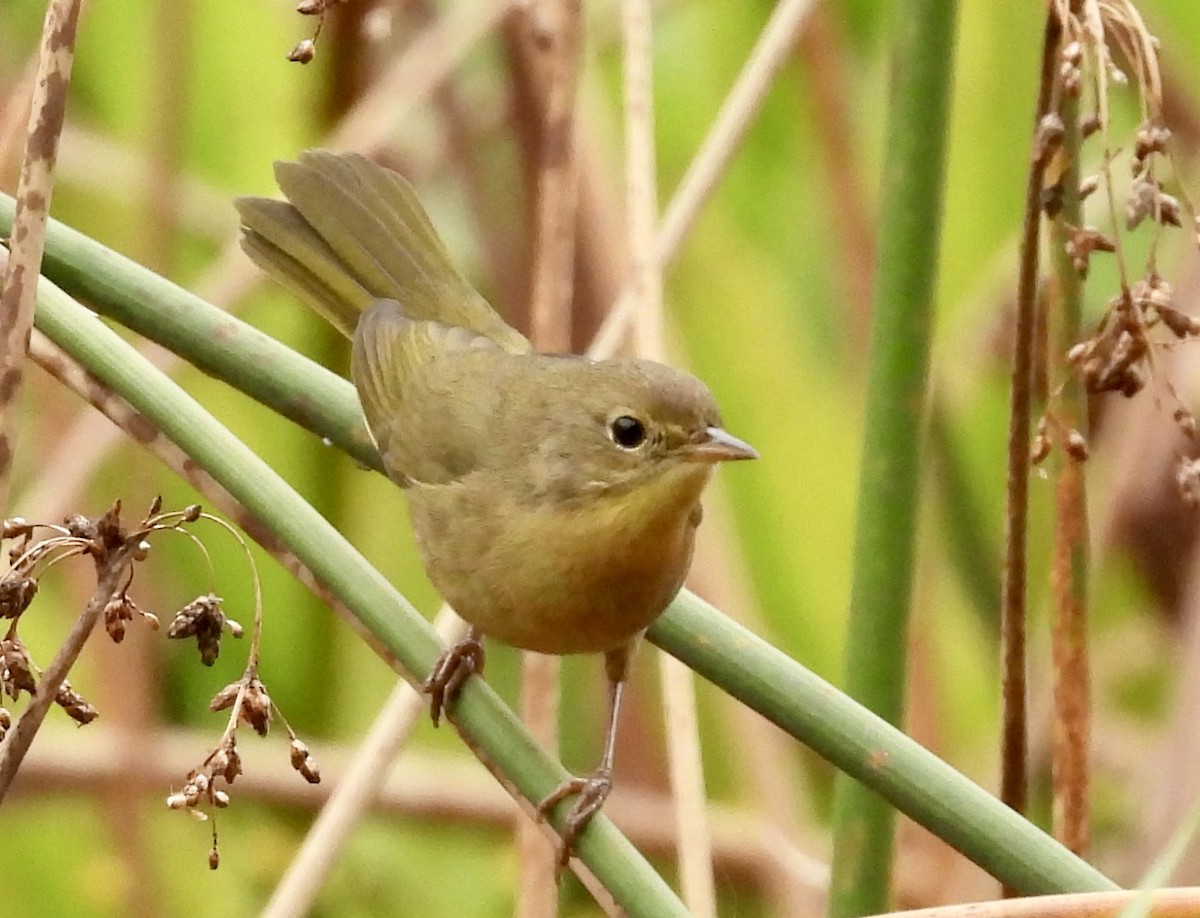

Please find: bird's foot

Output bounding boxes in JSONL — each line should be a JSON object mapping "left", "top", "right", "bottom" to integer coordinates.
{"left": 423, "top": 632, "right": 485, "bottom": 726}
{"left": 536, "top": 766, "right": 613, "bottom": 871}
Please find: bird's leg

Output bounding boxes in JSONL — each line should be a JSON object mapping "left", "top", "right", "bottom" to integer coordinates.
{"left": 536, "top": 646, "right": 631, "bottom": 869}
{"left": 423, "top": 626, "right": 485, "bottom": 726}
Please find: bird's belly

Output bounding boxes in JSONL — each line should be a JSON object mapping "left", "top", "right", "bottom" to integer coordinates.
{"left": 409, "top": 485, "right": 697, "bottom": 655}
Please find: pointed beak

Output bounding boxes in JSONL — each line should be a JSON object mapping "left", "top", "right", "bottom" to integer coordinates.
{"left": 684, "top": 427, "right": 759, "bottom": 463}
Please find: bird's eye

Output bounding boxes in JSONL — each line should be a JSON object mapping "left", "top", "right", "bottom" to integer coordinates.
{"left": 609, "top": 415, "right": 647, "bottom": 449}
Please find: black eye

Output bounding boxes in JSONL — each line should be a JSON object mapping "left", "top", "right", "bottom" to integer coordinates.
{"left": 609, "top": 415, "right": 646, "bottom": 449}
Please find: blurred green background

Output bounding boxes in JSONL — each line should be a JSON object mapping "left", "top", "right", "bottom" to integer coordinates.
{"left": 3, "top": 0, "right": 1200, "bottom": 914}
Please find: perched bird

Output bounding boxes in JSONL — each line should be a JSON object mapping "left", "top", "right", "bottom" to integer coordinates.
{"left": 236, "top": 150, "right": 756, "bottom": 865}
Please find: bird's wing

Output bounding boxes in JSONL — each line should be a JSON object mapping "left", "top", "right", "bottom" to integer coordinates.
{"left": 352, "top": 298, "right": 505, "bottom": 485}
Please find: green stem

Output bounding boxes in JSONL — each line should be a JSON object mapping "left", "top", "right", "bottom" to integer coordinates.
{"left": 828, "top": 0, "right": 959, "bottom": 914}
{"left": 6, "top": 195, "right": 1118, "bottom": 896}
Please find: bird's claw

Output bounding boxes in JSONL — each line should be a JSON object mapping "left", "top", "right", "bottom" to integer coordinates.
{"left": 423, "top": 633, "right": 485, "bottom": 726}
{"left": 536, "top": 766, "right": 613, "bottom": 871}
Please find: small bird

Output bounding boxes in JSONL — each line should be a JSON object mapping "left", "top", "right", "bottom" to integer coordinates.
{"left": 236, "top": 150, "right": 756, "bottom": 866}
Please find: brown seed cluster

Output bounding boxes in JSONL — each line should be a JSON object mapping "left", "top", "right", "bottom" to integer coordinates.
{"left": 103, "top": 588, "right": 159, "bottom": 643}
{"left": 287, "top": 0, "right": 347, "bottom": 63}
{"left": 167, "top": 593, "right": 242, "bottom": 666}
{"left": 0, "top": 498, "right": 321, "bottom": 870}
{"left": 168, "top": 672, "right": 321, "bottom": 866}
{"left": 1032, "top": 14, "right": 1200, "bottom": 495}
{"left": 1, "top": 497, "right": 322, "bottom": 868}
{"left": 0, "top": 500, "right": 164, "bottom": 730}
{"left": 55, "top": 679, "right": 98, "bottom": 726}
{"left": 209, "top": 675, "right": 271, "bottom": 736}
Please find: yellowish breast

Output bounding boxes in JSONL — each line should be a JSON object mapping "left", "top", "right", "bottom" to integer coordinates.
{"left": 409, "top": 463, "right": 712, "bottom": 654}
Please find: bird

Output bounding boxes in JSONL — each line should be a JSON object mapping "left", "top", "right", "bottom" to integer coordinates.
{"left": 236, "top": 149, "right": 757, "bottom": 866}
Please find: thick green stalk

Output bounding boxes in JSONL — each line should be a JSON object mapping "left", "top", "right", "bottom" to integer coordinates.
{"left": 828, "top": 0, "right": 958, "bottom": 914}
{"left": 6, "top": 196, "right": 1117, "bottom": 895}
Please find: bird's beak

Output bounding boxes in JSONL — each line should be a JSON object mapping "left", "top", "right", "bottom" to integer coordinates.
{"left": 684, "top": 427, "right": 759, "bottom": 463}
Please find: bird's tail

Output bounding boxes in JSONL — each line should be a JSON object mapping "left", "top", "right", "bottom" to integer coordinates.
{"left": 236, "top": 150, "right": 528, "bottom": 353}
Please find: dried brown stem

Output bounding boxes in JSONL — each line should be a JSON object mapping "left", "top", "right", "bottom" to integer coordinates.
{"left": 623, "top": 0, "right": 662, "bottom": 360}
{"left": 1000, "top": 8, "right": 1061, "bottom": 857}
{"left": 621, "top": 0, "right": 715, "bottom": 911}
{"left": 144, "top": 0, "right": 190, "bottom": 274}
{"left": 504, "top": 4, "right": 587, "bottom": 910}
{"left": 263, "top": 608, "right": 468, "bottom": 918}
{"left": 588, "top": 0, "right": 818, "bottom": 358}
{"left": 0, "top": 0, "right": 82, "bottom": 521}
{"left": 872, "top": 888, "right": 1200, "bottom": 918}
{"left": 526, "top": 0, "right": 583, "bottom": 353}
{"left": 326, "top": 0, "right": 517, "bottom": 153}
{"left": 0, "top": 536, "right": 134, "bottom": 804}
{"left": 1047, "top": 1, "right": 1090, "bottom": 859}
{"left": 517, "top": 651, "right": 562, "bottom": 916}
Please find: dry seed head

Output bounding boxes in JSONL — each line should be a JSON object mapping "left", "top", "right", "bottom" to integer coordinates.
{"left": 1065, "top": 227, "right": 1116, "bottom": 277}
{"left": 1177, "top": 457, "right": 1200, "bottom": 507}
{"left": 55, "top": 679, "right": 98, "bottom": 725}
{"left": 167, "top": 594, "right": 229, "bottom": 666}
{"left": 1, "top": 639, "right": 37, "bottom": 699}
{"left": 1134, "top": 123, "right": 1172, "bottom": 162}
{"left": 208, "top": 746, "right": 229, "bottom": 776}
{"left": 1059, "top": 60, "right": 1082, "bottom": 97}
{"left": 1032, "top": 417, "right": 1052, "bottom": 465}
{"left": 297, "top": 754, "right": 320, "bottom": 784}
{"left": 1079, "top": 174, "right": 1100, "bottom": 200}
{"left": 240, "top": 679, "right": 272, "bottom": 737}
{"left": 103, "top": 594, "right": 132, "bottom": 643}
{"left": 208, "top": 847, "right": 220, "bottom": 871}
{"left": 2, "top": 518, "right": 32, "bottom": 540}
{"left": 63, "top": 514, "right": 94, "bottom": 540}
{"left": 1155, "top": 306, "right": 1200, "bottom": 339}
{"left": 1065, "top": 430, "right": 1090, "bottom": 461}
{"left": 209, "top": 681, "right": 241, "bottom": 712}
{"left": 1136, "top": 273, "right": 1173, "bottom": 311}
{"left": 223, "top": 745, "right": 243, "bottom": 783}
{"left": 1127, "top": 179, "right": 1159, "bottom": 230}
{"left": 1158, "top": 192, "right": 1182, "bottom": 227}
{"left": 289, "top": 737, "right": 321, "bottom": 784}
{"left": 288, "top": 39, "right": 315, "bottom": 63}
{"left": 1080, "top": 114, "right": 1102, "bottom": 139}
{"left": 1035, "top": 113, "right": 1066, "bottom": 165}
{"left": 0, "top": 574, "right": 38, "bottom": 619}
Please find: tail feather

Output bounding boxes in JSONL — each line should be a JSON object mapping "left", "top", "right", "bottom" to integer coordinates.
{"left": 236, "top": 196, "right": 372, "bottom": 338}
{"left": 237, "top": 150, "right": 528, "bottom": 354}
